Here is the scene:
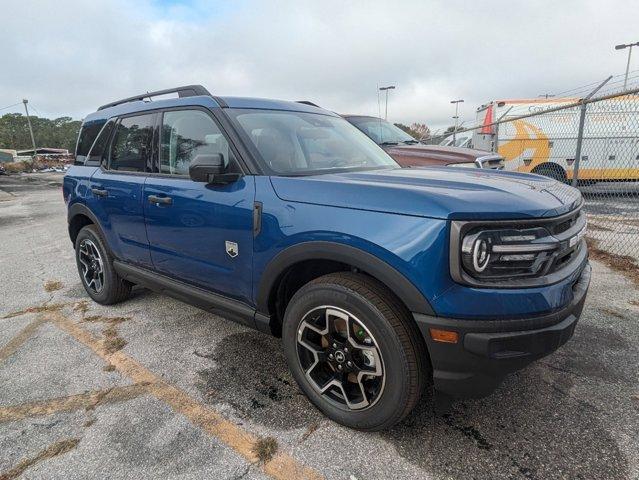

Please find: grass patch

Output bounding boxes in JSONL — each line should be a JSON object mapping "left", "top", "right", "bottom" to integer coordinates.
{"left": 84, "top": 315, "right": 129, "bottom": 325}
{"left": 0, "top": 438, "right": 80, "bottom": 480}
{"left": 252, "top": 436, "right": 278, "bottom": 463}
{"left": 102, "top": 326, "right": 127, "bottom": 354}
{"left": 2, "top": 303, "right": 65, "bottom": 319}
{"left": 587, "top": 222, "right": 613, "bottom": 232}
{"left": 587, "top": 237, "right": 639, "bottom": 289}
{"left": 44, "top": 280, "right": 63, "bottom": 292}
{"left": 72, "top": 301, "right": 89, "bottom": 315}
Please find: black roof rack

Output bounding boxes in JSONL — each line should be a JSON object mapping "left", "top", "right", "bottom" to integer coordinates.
{"left": 98, "top": 85, "right": 212, "bottom": 111}
{"left": 297, "top": 100, "right": 321, "bottom": 107}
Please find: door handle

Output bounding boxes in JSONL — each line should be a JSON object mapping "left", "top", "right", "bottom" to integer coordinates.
{"left": 91, "top": 188, "right": 108, "bottom": 197}
{"left": 148, "top": 195, "right": 173, "bottom": 205}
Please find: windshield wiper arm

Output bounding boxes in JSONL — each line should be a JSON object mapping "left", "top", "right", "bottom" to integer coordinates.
{"left": 402, "top": 140, "right": 420, "bottom": 144}
{"left": 379, "top": 141, "right": 399, "bottom": 146}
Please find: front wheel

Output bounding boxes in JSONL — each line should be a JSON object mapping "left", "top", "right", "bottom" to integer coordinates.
{"left": 282, "top": 272, "right": 429, "bottom": 431}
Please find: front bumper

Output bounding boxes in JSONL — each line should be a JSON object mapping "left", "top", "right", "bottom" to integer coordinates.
{"left": 414, "top": 262, "right": 591, "bottom": 398}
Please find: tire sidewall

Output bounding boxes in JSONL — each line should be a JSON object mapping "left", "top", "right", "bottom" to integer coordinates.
{"left": 74, "top": 225, "right": 118, "bottom": 304}
{"left": 282, "top": 281, "right": 414, "bottom": 430}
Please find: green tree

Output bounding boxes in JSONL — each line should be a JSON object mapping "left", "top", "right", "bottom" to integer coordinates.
{"left": 0, "top": 113, "right": 81, "bottom": 152}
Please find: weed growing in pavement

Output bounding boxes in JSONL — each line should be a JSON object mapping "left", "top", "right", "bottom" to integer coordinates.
{"left": 0, "top": 438, "right": 80, "bottom": 480}
{"left": 252, "top": 436, "right": 278, "bottom": 463}
{"left": 44, "top": 280, "right": 63, "bottom": 292}
{"left": 1, "top": 303, "right": 65, "bottom": 319}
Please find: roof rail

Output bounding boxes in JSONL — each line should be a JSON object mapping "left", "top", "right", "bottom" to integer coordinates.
{"left": 297, "top": 100, "right": 321, "bottom": 108}
{"left": 98, "top": 85, "right": 212, "bottom": 111}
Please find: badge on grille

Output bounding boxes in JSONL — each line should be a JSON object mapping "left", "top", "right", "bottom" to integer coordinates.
{"left": 225, "top": 241, "right": 238, "bottom": 258}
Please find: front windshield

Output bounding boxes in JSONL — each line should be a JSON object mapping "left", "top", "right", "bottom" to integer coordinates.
{"left": 227, "top": 109, "right": 399, "bottom": 175}
{"left": 347, "top": 117, "right": 418, "bottom": 145}
{"left": 454, "top": 136, "right": 471, "bottom": 147}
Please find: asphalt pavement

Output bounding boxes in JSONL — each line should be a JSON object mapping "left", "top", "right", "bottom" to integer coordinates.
{"left": 0, "top": 173, "right": 638, "bottom": 480}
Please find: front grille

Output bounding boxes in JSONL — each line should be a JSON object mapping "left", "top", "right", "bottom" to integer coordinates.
{"left": 545, "top": 209, "right": 585, "bottom": 275}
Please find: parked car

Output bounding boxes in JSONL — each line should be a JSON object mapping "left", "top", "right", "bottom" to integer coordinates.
{"left": 344, "top": 115, "right": 504, "bottom": 169}
{"left": 0, "top": 164, "right": 5, "bottom": 175}
{"left": 64, "top": 86, "right": 590, "bottom": 431}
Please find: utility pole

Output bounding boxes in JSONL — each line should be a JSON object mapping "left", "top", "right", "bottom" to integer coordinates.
{"left": 450, "top": 99, "right": 464, "bottom": 143}
{"left": 379, "top": 85, "right": 395, "bottom": 120}
{"left": 22, "top": 99, "right": 37, "bottom": 156}
{"left": 615, "top": 41, "right": 639, "bottom": 90}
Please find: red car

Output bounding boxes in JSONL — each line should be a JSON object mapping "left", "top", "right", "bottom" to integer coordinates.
{"left": 344, "top": 115, "right": 504, "bottom": 169}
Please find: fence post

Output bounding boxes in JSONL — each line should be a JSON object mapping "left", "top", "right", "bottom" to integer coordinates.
{"left": 493, "top": 106, "right": 513, "bottom": 154}
{"left": 572, "top": 76, "right": 612, "bottom": 187}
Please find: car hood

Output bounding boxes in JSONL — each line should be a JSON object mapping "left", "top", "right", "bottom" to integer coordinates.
{"left": 270, "top": 167, "right": 582, "bottom": 220}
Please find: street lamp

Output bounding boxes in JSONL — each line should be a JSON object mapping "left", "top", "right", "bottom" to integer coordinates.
{"left": 379, "top": 85, "right": 395, "bottom": 120}
{"left": 615, "top": 41, "right": 639, "bottom": 90}
{"left": 450, "top": 99, "right": 464, "bottom": 143}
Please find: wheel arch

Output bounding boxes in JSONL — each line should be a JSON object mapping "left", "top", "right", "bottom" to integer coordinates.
{"left": 68, "top": 203, "right": 107, "bottom": 246}
{"left": 256, "top": 241, "right": 435, "bottom": 334}
{"left": 531, "top": 161, "right": 567, "bottom": 181}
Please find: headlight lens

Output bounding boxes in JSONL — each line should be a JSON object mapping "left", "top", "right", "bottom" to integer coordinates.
{"left": 460, "top": 227, "right": 556, "bottom": 279}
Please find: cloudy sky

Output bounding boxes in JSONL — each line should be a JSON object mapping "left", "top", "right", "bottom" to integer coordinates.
{"left": 1, "top": 0, "right": 638, "bottom": 131}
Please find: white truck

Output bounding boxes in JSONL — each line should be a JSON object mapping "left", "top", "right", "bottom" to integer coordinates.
{"left": 472, "top": 96, "right": 639, "bottom": 182}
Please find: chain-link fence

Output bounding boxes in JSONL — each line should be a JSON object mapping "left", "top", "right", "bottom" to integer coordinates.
{"left": 445, "top": 78, "right": 639, "bottom": 262}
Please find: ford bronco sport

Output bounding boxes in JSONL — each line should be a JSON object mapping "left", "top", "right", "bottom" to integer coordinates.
{"left": 64, "top": 85, "right": 590, "bottom": 431}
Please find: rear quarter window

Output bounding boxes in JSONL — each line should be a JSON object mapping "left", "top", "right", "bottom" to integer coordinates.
{"left": 75, "top": 119, "right": 106, "bottom": 164}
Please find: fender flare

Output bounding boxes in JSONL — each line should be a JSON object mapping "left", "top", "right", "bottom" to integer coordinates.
{"left": 256, "top": 241, "right": 435, "bottom": 316}
{"left": 67, "top": 202, "right": 108, "bottom": 246}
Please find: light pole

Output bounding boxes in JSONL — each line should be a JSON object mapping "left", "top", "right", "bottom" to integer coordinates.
{"left": 379, "top": 85, "right": 395, "bottom": 120}
{"left": 615, "top": 41, "right": 639, "bottom": 90}
{"left": 450, "top": 99, "right": 464, "bottom": 143}
{"left": 22, "top": 99, "right": 37, "bottom": 156}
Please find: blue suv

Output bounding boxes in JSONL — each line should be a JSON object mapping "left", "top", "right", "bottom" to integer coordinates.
{"left": 64, "top": 85, "right": 590, "bottom": 430}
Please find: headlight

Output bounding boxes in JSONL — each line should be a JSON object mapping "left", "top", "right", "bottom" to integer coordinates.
{"left": 450, "top": 207, "right": 587, "bottom": 287}
{"left": 460, "top": 227, "right": 555, "bottom": 279}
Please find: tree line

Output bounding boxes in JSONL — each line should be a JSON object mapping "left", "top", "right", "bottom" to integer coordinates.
{"left": 0, "top": 113, "right": 81, "bottom": 152}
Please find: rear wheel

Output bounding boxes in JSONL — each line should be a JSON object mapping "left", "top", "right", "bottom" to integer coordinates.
{"left": 282, "top": 272, "right": 429, "bottom": 430}
{"left": 533, "top": 163, "right": 567, "bottom": 183}
{"left": 75, "top": 225, "right": 131, "bottom": 305}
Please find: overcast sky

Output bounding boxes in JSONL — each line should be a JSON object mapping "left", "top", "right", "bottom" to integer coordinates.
{"left": 2, "top": 0, "right": 638, "bottom": 131}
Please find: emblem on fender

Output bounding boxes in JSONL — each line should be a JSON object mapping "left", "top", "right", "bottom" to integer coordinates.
{"left": 225, "top": 241, "right": 238, "bottom": 258}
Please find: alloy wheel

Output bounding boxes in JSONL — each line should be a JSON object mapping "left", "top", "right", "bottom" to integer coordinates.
{"left": 78, "top": 239, "right": 105, "bottom": 294}
{"left": 296, "top": 306, "right": 385, "bottom": 410}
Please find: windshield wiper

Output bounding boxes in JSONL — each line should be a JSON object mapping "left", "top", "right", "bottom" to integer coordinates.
{"left": 379, "top": 141, "right": 399, "bottom": 146}
{"left": 402, "top": 140, "right": 420, "bottom": 144}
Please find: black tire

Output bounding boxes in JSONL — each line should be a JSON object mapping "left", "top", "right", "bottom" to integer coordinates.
{"left": 282, "top": 272, "right": 430, "bottom": 431}
{"left": 534, "top": 163, "right": 567, "bottom": 183}
{"left": 75, "top": 224, "right": 131, "bottom": 305}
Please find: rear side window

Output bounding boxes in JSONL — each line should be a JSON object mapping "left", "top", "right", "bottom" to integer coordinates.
{"left": 159, "top": 109, "right": 234, "bottom": 175}
{"left": 109, "top": 114, "right": 155, "bottom": 172}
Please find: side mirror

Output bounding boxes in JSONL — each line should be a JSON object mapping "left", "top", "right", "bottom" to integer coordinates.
{"left": 189, "top": 154, "right": 225, "bottom": 183}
